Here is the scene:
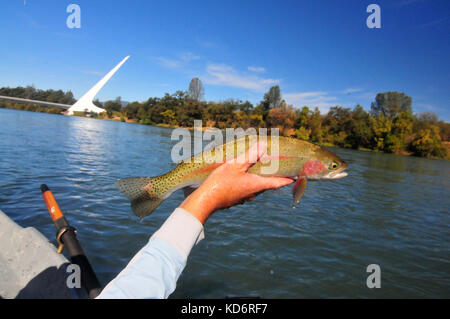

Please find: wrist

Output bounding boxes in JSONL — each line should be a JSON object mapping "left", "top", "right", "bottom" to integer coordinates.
{"left": 179, "top": 188, "right": 217, "bottom": 224}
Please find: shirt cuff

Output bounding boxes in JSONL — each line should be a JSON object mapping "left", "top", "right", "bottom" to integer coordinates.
{"left": 150, "top": 207, "right": 205, "bottom": 260}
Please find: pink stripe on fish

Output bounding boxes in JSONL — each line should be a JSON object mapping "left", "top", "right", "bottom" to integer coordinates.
{"left": 183, "top": 163, "right": 223, "bottom": 180}
{"left": 259, "top": 154, "right": 295, "bottom": 162}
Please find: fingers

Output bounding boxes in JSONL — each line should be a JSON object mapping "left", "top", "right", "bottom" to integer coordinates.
{"left": 233, "top": 141, "right": 267, "bottom": 169}
{"left": 248, "top": 174, "right": 294, "bottom": 192}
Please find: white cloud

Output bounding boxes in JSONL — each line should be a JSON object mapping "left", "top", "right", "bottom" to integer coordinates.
{"left": 155, "top": 57, "right": 183, "bottom": 69}
{"left": 155, "top": 52, "right": 200, "bottom": 69}
{"left": 341, "top": 87, "right": 363, "bottom": 95}
{"left": 283, "top": 91, "right": 337, "bottom": 113}
{"left": 247, "top": 66, "right": 266, "bottom": 73}
{"left": 204, "top": 63, "right": 280, "bottom": 92}
{"left": 180, "top": 52, "right": 200, "bottom": 62}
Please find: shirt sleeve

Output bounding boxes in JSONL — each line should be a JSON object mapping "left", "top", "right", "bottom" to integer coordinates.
{"left": 96, "top": 207, "right": 205, "bottom": 299}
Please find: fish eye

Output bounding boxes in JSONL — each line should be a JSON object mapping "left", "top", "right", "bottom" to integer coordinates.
{"left": 329, "top": 162, "right": 339, "bottom": 170}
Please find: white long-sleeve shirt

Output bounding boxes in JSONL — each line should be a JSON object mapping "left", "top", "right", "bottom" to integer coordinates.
{"left": 97, "top": 208, "right": 205, "bottom": 299}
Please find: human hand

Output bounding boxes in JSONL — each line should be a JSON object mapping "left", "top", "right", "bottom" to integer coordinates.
{"left": 179, "top": 142, "right": 294, "bottom": 224}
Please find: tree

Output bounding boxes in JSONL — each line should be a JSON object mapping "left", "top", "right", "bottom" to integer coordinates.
{"left": 104, "top": 96, "right": 122, "bottom": 112}
{"left": 437, "top": 121, "right": 450, "bottom": 142}
{"left": 249, "top": 114, "right": 265, "bottom": 127}
{"left": 267, "top": 104, "right": 296, "bottom": 135}
{"left": 188, "top": 77, "right": 204, "bottom": 101}
{"left": 239, "top": 100, "right": 253, "bottom": 114}
{"left": 47, "top": 90, "right": 65, "bottom": 103}
{"left": 177, "top": 99, "right": 204, "bottom": 126}
{"left": 345, "top": 104, "right": 373, "bottom": 149}
{"left": 296, "top": 127, "right": 310, "bottom": 140}
{"left": 259, "top": 85, "right": 282, "bottom": 122}
{"left": 324, "top": 106, "right": 352, "bottom": 134}
{"left": 371, "top": 91, "right": 412, "bottom": 118}
{"left": 160, "top": 109, "right": 177, "bottom": 126}
{"left": 24, "top": 85, "right": 36, "bottom": 99}
{"left": 103, "top": 96, "right": 123, "bottom": 118}
{"left": 417, "top": 112, "right": 438, "bottom": 123}
{"left": 62, "top": 90, "right": 76, "bottom": 104}
{"left": 409, "top": 125, "right": 446, "bottom": 158}
{"left": 137, "top": 106, "right": 148, "bottom": 123}
{"left": 295, "top": 106, "right": 311, "bottom": 128}
{"left": 370, "top": 113, "right": 393, "bottom": 151}
{"left": 309, "top": 107, "right": 323, "bottom": 143}
{"left": 262, "top": 85, "right": 282, "bottom": 110}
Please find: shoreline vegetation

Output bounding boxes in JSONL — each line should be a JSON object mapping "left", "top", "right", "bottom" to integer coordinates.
{"left": 1, "top": 83, "right": 449, "bottom": 160}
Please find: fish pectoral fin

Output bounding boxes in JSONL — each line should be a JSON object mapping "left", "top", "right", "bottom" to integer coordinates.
{"left": 292, "top": 178, "right": 307, "bottom": 207}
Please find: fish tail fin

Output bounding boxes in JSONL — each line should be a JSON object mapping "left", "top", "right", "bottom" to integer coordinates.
{"left": 115, "top": 177, "right": 165, "bottom": 218}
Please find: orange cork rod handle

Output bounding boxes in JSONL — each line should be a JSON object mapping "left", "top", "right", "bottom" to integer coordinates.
{"left": 41, "top": 184, "right": 64, "bottom": 221}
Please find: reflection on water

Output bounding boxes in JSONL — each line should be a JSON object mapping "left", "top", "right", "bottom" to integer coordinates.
{"left": 0, "top": 108, "right": 449, "bottom": 298}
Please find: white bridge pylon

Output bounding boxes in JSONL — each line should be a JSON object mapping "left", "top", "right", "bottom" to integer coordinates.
{"left": 66, "top": 56, "right": 130, "bottom": 115}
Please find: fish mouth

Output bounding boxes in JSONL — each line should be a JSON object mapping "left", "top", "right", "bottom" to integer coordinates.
{"left": 323, "top": 163, "right": 348, "bottom": 180}
{"left": 329, "top": 171, "right": 348, "bottom": 179}
{"left": 328, "top": 164, "right": 348, "bottom": 179}
{"left": 307, "top": 169, "right": 348, "bottom": 180}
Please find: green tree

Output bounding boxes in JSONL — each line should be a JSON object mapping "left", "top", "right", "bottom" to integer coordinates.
{"left": 295, "top": 106, "right": 311, "bottom": 129}
{"left": 371, "top": 91, "right": 412, "bottom": 118}
{"left": 370, "top": 113, "right": 393, "bottom": 151}
{"left": 137, "top": 106, "right": 148, "bottom": 123}
{"left": 177, "top": 99, "right": 204, "bottom": 126}
{"left": 296, "top": 127, "right": 310, "bottom": 140}
{"left": 160, "top": 109, "right": 178, "bottom": 126}
{"left": 104, "top": 96, "right": 123, "bottom": 116}
{"left": 239, "top": 100, "right": 253, "bottom": 114}
{"left": 259, "top": 85, "right": 282, "bottom": 122}
{"left": 409, "top": 125, "right": 446, "bottom": 158}
{"left": 388, "top": 111, "right": 414, "bottom": 152}
{"left": 345, "top": 104, "right": 372, "bottom": 149}
{"left": 262, "top": 85, "right": 282, "bottom": 110}
{"left": 309, "top": 107, "right": 323, "bottom": 143}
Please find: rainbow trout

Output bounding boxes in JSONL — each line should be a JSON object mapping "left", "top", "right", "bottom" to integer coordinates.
{"left": 116, "top": 136, "right": 348, "bottom": 218}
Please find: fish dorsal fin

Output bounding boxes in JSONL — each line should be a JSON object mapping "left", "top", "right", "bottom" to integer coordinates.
{"left": 292, "top": 178, "right": 307, "bottom": 207}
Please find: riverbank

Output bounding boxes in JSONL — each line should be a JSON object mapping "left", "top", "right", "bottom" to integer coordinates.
{"left": 1, "top": 103, "right": 449, "bottom": 160}
{"left": 82, "top": 110, "right": 450, "bottom": 161}
{"left": 68, "top": 113, "right": 450, "bottom": 161}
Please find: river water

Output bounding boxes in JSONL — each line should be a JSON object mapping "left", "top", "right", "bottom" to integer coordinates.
{"left": 0, "top": 108, "right": 449, "bottom": 298}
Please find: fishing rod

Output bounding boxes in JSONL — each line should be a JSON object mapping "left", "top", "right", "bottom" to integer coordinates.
{"left": 40, "top": 184, "right": 102, "bottom": 299}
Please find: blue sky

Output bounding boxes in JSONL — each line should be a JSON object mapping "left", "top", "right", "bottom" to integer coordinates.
{"left": 0, "top": 0, "right": 449, "bottom": 120}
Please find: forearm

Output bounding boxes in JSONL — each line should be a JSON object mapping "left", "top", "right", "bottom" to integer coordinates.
{"left": 97, "top": 208, "right": 204, "bottom": 299}
{"left": 180, "top": 185, "right": 217, "bottom": 224}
